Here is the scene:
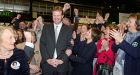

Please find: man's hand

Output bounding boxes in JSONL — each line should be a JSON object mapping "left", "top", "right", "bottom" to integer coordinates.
{"left": 47, "top": 59, "right": 57, "bottom": 67}
{"left": 47, "top": 59, "right": 64, "bottom": 68}
{"left": 55, "top": 59, "right": 64, "bottom": 65}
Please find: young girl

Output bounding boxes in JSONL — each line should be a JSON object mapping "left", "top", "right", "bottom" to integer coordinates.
{"left": 94, "top": 24, "right": 116, "bottom": 75}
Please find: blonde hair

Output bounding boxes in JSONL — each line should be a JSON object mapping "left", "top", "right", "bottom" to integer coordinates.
{"left": 136, "top": 13, "right": 140, "bottom": 31}
{"left": 52, "top": 6, "right": 64, "bottom": 15}
{"left": 0, "top": 26, "right": 14, "bottom": 42}
{"left": 129, "top": 13, "right": 140, "bottom": 31}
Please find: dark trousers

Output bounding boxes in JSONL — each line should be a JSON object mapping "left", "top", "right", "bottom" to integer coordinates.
{"left": 96, "top": 63, "right": 113, "bottom": 75}
{"left": 42, "top": 69, "right": 68, "bottom": 75}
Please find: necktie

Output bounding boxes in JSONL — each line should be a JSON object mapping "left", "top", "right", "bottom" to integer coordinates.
{"left": 53, "top": 25, "right": 58, "bottom": 58}
{"left": 55, "top": 26, "right": 58, "bottom": 42}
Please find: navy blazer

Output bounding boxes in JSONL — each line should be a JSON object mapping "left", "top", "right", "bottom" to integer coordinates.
{"left": 0, "top": 48, "right": 29, "bottom": 75}
{"left": 112, "top": 36, "right": 140, "bottom": 75}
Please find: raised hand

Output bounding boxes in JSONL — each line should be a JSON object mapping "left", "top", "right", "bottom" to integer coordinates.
{"left": 74, "top": 8, "right": 79, "bottom": 16}
{"left": 24, "top": 31, "right": 32, "bottom": 42}
{"left": 104, "top": 13, "right": 110, "bottom": 21}
{"left": 63, "top": 3, "right": 71, "bottom": 12}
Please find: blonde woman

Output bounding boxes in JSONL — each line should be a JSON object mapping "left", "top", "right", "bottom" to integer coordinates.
{"left": 0, "top": 26, "right": 29, "bottom": 75}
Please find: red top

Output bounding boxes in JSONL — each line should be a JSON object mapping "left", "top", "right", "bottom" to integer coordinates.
{"left": 93, "top": 38, "right": 115, "bottom": 75}
{"left": 96, "top": 38, "right": 115, "bottom": 65}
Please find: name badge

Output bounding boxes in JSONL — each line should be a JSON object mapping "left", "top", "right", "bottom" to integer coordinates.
{"left": 11, "top": 61, "right": 20, "bottom": 70}
{"left": 132, "top": 42, "right": 139, "bottom": 47}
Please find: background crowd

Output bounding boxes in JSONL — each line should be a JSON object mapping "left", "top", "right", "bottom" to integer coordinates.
{"left": 0, "top": 3, "right": 140, "bottom": 75}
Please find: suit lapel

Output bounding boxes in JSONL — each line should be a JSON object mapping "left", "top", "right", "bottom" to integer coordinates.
{"left": 50, "top": 24, "right": 55, "bottom": 43}
{"left": 49, "top": 24, "right": 56, "bottom": 56}
{"left": 57, "top": 24, "right": 65, "bottom": 44}
{"left": 56, "top": 24, "right": 65, "bottom": 57}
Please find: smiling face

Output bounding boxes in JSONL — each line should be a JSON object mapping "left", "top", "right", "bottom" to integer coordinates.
{"left": 126, "top": 17, "right": 137, "bottom": 32}
{"left": 81, "top": 25, "right": 88, "bottom": 34}
{"left": 85, "top": 29, "right": 92, "bottom": 40}
{"left": 0, "top": 28, "right": 15, "bottom": 51}
{"left": 52, "top": 10, "right": 63, "bottom": 25}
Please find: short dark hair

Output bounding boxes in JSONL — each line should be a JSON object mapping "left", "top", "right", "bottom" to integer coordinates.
{"left": 91, "top": 28, "right": 102, "bottom": 41}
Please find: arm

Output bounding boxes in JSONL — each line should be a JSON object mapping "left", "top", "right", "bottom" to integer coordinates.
{"left": 11, "top": 17, "right": 17, "bottom": 24}
{"left": 23, "top": 31, "right": 34, "bottom": 61}
{"left": 73, "top": 8, "right": 80, "bottom": 31}
{"left": 20, "top": 51, "right": 30, "bottom": 75}
{"left": 119, "top": 39, "right": 140, "bottom": 58}
{"left": 72, "top": 40, "right": 85, "bottom": 54}
{"left": 112, "top": 42, "right": 120, "bottom": 53}
{"left": 63, "top": 3, "right": 71, "bottom": 13}
{"left": 24, "top": 43, "right": 34, "bottom": 61}
{"left": 59, "top": 27, "right": 73, "bottom": 62}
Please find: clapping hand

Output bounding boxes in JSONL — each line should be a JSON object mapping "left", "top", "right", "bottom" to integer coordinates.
{"left": 109, "top": 29, "right": 126, "bottom": 44}
{"left": 98, "top": 39, "right": 109, "bottom": 53}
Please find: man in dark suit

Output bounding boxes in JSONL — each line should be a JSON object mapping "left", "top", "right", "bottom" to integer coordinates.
{"left": 40, "top": 6, "right": 73, "bottom": 75}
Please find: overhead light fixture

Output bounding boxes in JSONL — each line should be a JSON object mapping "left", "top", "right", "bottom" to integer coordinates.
{"left": 43, "top": 0, "right": 59, "bottom": 3}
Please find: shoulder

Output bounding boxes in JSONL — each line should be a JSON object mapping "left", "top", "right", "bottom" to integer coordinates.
{"left": 43, "top": 23, "right": 53, "bottom": 29}
{"left": 13, "top": 48, "right": 26, "bottom": 57}
{"left": 136, "top": 35, "right": 140, "bottom": 40}
{"left": 62, "top": 24, "right": 73, "bottom": 32}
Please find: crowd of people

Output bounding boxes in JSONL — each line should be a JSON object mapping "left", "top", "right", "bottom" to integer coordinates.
{"left": 0, "top": 3, "right": 140, "bottom": 75}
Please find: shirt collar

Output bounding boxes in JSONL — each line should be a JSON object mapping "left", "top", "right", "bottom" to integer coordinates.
{"left": 54, "top": 22, "right": 63, "bottom": 28}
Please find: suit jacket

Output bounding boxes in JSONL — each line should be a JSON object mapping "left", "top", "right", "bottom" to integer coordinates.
{"left": 40, "top": 23, "right": 73, "bottom": 73}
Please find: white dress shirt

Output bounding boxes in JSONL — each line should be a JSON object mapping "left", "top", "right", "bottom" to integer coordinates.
{"left": 53, "top": 22, "right": 63, "bottom": 58}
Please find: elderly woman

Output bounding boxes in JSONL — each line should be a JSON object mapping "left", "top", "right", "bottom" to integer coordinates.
{"left": 110, "top": 13, "right": 140, "bottom": 75}
{"left": 0, "top": 26, "right": 29, "bottom": 75}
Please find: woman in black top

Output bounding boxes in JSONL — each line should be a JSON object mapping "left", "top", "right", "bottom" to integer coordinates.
{"left": 68, "top": 28, "right": 101, "bottom": 75}
{"left": 0, "top": 26, "right": 29, "bottom": 75}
